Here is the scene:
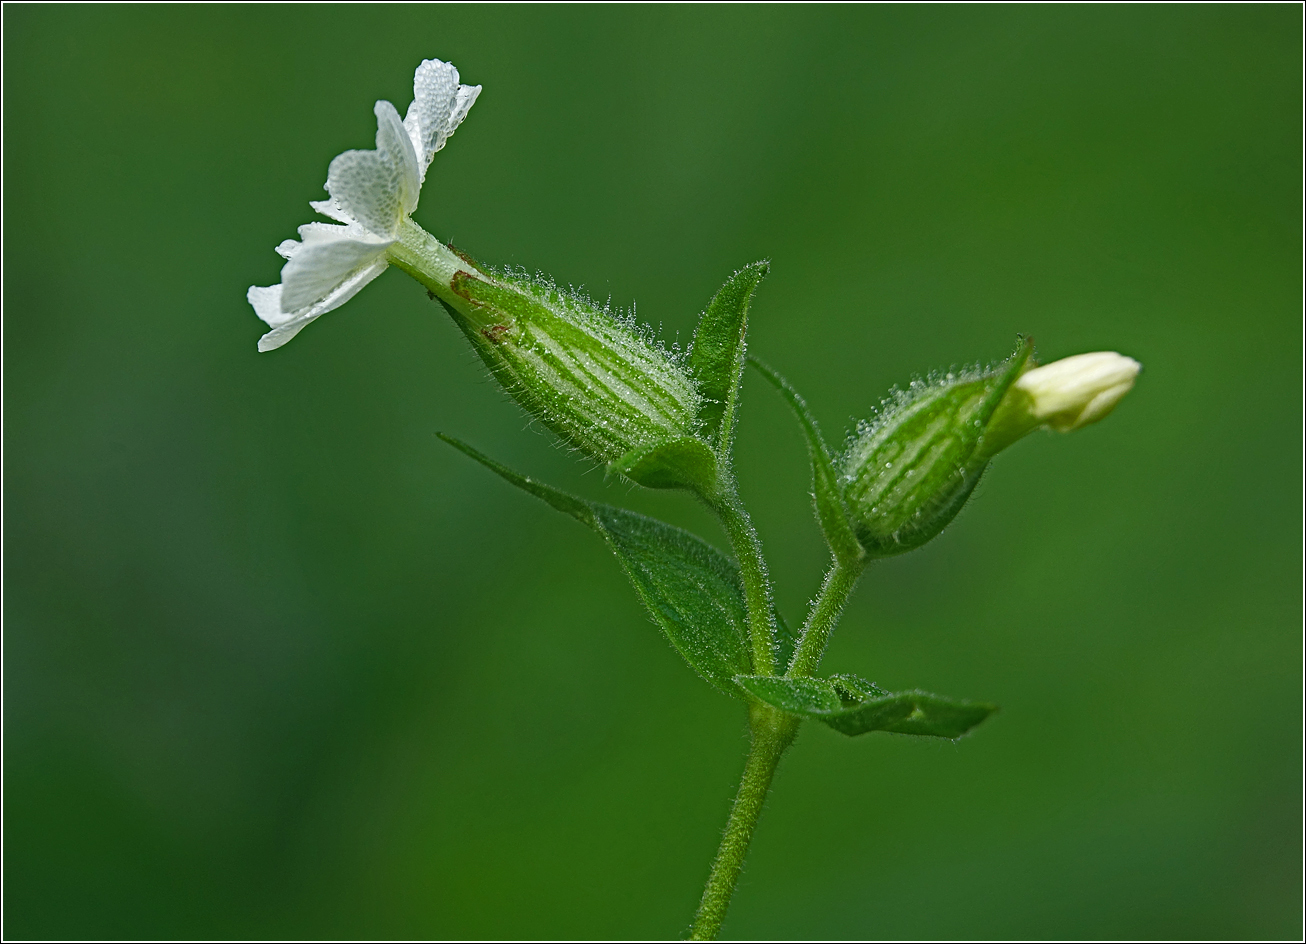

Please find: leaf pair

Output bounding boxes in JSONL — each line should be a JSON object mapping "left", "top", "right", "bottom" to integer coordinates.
{"left": 442, "top": 435, "right": 993, "bottom": 740}
{"left": 439, "top": 435, "right": 794, "bottom": 699}
{"left": 735, "top": 673, "right": 996, "bottom": 739}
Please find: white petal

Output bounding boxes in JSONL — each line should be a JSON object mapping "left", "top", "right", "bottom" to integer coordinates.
{"left": 324, "top": 101, "right": 420, "bottom": 237}
{"left": 280, "top": 227, "right": 392, "bottom": 312}
{"left": 295, "top": 220, "right": 370, "bottom": 244}
{"left": 309, "top": 196, "right": 354, "bottom": 224}
{"left": 1015, "top": 351, "right": 1141, "bottom": 431}
{"left": 275, "top": 239, "right": 300, "bottom": 260}
{"left": 404, "top": 60, "right": 458, "bottom": 170}
{"left": 378, "top": 99, "right": 421, "bottom": 214}
{"left": 254, "top": 257, "right": 390, "bottom": 352}
{"left": 403, "top": 59, "right": 480, "bottom": 182}
{"left": 444, "top": 84, "right": 481, "bottom": 141}
{"left": 248, "top": 284, "right": 290, "bottom": 327}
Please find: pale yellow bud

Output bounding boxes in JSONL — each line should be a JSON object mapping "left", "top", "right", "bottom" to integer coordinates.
{"left": 1014, "top": 352, "right": 1141, "bottom": 432}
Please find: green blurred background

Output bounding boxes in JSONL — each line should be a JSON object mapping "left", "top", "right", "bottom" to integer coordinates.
{"left": 4, "top": 5, "right": 1301, "bottom": 940}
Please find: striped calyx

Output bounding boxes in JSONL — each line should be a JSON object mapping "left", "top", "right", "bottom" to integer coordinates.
{"left": 438, "top": 264, "right": 705, "bottom": 480}
{"left": 837, "top": 341, "right": 1031, "bottom": 557}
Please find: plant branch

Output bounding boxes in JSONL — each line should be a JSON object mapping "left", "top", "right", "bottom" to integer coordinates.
{"left": 787, "top": 558, "right": 864, "bottom": 678}
{"left": 706, "top": 487, "right": 777, "bottom": 677}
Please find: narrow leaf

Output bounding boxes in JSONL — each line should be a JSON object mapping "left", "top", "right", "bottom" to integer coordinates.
{"left": 690, "top": 262, "right": 770, "bottom": 458}
{"left": 735, "top": 674, "right": 997, "bottom": 740}
{"left": 749, "top": 358, "right": 863, "bottom": 566}
{"left": 440, "top": 434, "right": 754, "bottom": 698}
{"left": 609, "top": 436, "right": 719, "bottom": 493}
{"left": 438, "top": 433, "right": 595, "bottom": 525}
{"left": 824, "top": 690, "right": 997, "bottom": 739}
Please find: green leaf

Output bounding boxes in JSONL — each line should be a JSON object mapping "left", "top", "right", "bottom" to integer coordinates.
{"left": 439, "top": 434, "right": 754, "bottom": 698}
{"left": 734, "top": 674, "right": 844, "bottom": 712}
{"left": 690, "top": 262, "right": 770, "bottom": 458}
{"left": 826, "top": 690, "right": 996, "bottom": 738}
{"left": 609, "top": 436, "right": 719, "bottom": 493}
{"left": 734, "top": 674, "right": 996, "bottom": 739}
{"left": 749, "top": 357, "right": 863, "bottom": 566}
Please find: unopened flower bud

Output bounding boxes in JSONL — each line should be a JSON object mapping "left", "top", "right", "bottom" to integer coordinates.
{"left": 837, "top": 344, "right": 1142, "bottom": 558}
{"left": 978, "top": 351, "right": 1141, "bottom": 458}
{"left": 1013, "top": 352, "right": 1140, "bottom": 430}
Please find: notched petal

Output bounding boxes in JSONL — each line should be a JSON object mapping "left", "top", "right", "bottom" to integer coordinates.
{"left": 324, "top": 101, "right": 418, "bottom": 237}
{"left": 280, "top": 231, "right": 392, "bottom": 312}
{"left": 445, "top": 84, "right": 481, "bottom": 139}
{"left": 326, "top": 149, "right": 403, "bottom": 237}
{"left": 248, "top": 284, "right": 290, "bottom": 327}
{"left": 254, "top": 257, "right": 390, "bottom": 352}
{"left": 404, "top": 59, "right": 458, "bottom": 170}
{"left": 403, "top": 58, "right": 480, "bottom": 181}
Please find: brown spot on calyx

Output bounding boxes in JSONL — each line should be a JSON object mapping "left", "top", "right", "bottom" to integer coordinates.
{"left": 446, "top": 242, "right": 480, "bottom": 267}
{"left": 450, "top": 270, "right": 486, "bottom": 304}
{"left": 451, "top": 270, "right": 516, "bottom": 335}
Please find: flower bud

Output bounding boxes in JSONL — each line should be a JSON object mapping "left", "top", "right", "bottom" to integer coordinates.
{"left": 837, "top": 343, "right": 1031, "bottom": 557}
{"left": 838, "top": 344, "right": 1141, "bottom": 558}
{"left": 978, "top": 351, "right": 1141, "bottom": 458}
{"left": 1012, "top": 351, "right": 1140, "bottom": 430}
{"left": 440, "top": 264, "right": 703, "bottom": 473}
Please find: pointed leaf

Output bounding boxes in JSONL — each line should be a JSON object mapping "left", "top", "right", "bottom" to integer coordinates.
{"left": 749, "top": 357, "right": 863, "bottom": 566}
{"left": 690, "top": 262, "right": 769, "bottom": 458}
{"left": 609, "top": 436, "right": 719, "bottom": 493}
{"left": 735, "top": 674, "right": 996, "bottom": 739}
{"left": 440, "top": 434, "right": 754, "bottom": 698}
{"left": 826, "top": 690, "right": 996, "bottom": 738}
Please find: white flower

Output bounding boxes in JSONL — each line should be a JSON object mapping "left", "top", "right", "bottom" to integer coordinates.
{"left": 248, "top": 59, "right": 480, "bottom": 352}
{"left": 1014, "top": 351, "right": 1141, "bottom": 431}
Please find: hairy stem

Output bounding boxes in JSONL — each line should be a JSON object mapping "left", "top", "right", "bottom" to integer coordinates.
{"left": 787, "top": 558, "right": 864, "bottom": 678}
{"left": 707, "top": 488, "right": 777, "bottom": 677}
{"left": 690, "top": 706, "right": 798, "bottom": 940}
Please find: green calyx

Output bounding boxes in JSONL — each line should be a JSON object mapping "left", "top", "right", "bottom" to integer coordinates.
{"left": 836, "top": 339, "right": 1033, "bottom": 557}
{"left": 438, "top": 259, "right": 703, "bottom": 473}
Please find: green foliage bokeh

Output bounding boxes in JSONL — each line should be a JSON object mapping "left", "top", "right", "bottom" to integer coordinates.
{"left": 4, "top": 5, "right": 1300, "bottom": 939}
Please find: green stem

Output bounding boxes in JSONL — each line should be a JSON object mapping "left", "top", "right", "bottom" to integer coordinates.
{"left": 689, "top": 706, "right": 798, "bottom": 940}
{"left": 786, "top": 558, "right": 864, "bottom": 678}
{"left": 707, "top": 487, "right": 777, "bottom": 677}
